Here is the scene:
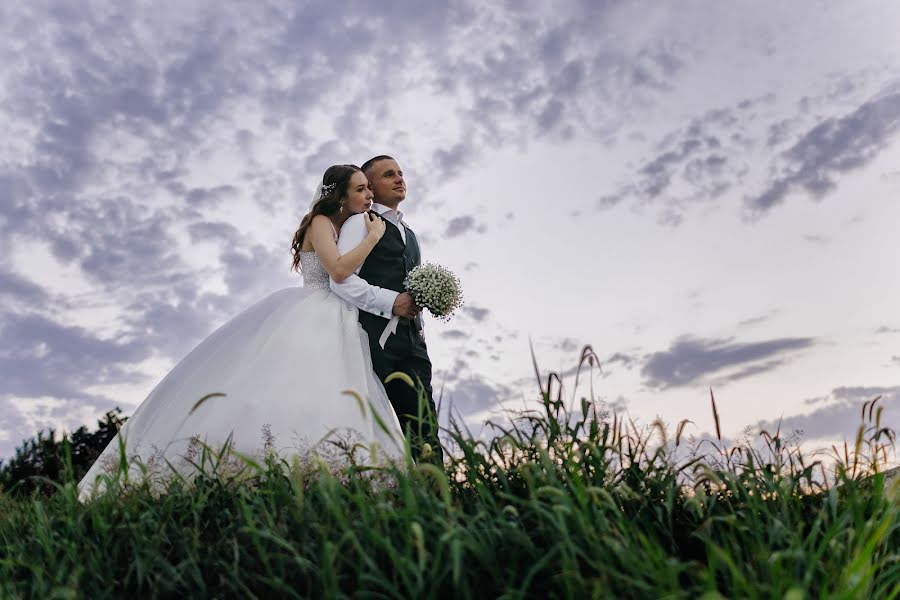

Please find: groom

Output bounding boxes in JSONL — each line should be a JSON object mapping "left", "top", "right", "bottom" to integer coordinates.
{"left": 330, "top": 155, "right": 443, "bottom": 465}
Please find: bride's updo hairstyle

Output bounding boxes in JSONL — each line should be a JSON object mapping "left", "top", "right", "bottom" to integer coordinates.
{"left": 290, "top": 164, "right": 362, "bottom": 272}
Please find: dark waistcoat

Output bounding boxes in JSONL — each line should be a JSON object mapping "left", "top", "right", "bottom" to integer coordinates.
{"left": 358, "top": 215, "right": 423, "bottom": 333}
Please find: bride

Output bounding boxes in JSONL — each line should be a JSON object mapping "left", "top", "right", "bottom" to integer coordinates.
{"left": 78, "top": 164, "right": 406, "bottom": 498}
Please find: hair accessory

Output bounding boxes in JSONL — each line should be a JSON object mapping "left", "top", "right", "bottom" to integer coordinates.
{"left": 321, "top": 182, "right": 336, "bottom": 196}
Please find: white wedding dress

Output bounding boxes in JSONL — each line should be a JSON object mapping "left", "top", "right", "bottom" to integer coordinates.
{"left": 78, "top": 249, "right": 406, "bottom": 499}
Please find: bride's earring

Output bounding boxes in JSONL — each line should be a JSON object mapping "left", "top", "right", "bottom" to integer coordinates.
{"left": 339, "top": 203, "right": 344, "bottom": 215}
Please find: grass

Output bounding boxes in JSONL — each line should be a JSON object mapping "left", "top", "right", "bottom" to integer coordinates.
{"left": 0, "top": 348, "right": 897, "bottom": 598}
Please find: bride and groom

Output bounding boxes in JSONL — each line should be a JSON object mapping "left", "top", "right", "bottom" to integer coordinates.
{"left": 78, "top": 155, "right": 443, "bottom": 497}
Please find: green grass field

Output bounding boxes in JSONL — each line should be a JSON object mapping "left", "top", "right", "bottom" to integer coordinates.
{"left": 1, "top": 361, "right": 897, "bottom": 599}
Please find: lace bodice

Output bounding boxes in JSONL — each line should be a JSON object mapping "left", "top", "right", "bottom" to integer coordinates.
{"left": 299, "top": 252, "right": 329, "bottom": 289}
{"left": 299, "top": 224, "right": 337, "bottom": 289}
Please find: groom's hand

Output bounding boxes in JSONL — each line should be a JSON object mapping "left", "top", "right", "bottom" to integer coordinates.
{"left": 392, "top": 292, "right": 420, "bottom": 319}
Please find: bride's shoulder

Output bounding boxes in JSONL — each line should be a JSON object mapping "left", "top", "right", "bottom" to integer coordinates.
{"left": 310, "top": 214, "right": 338, "bottom": 234}
{"left": 341, "top": 212, "right": 368, "bottom": 228}
{"left": 309, "top": 213, "right": 339, "bottom": 243}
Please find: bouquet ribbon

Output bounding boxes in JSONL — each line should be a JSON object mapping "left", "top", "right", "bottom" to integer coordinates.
{"left": 379, "top": 315, "right": 400, "bottom": 349}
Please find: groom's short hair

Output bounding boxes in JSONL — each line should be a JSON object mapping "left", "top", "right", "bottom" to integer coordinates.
{"left": 361, "top": 155, "right": 395, "bottom": 176}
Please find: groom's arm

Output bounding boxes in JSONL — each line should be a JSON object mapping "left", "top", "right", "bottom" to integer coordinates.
{"left": 330, "top": 213, "right": 398, "bottom": 318}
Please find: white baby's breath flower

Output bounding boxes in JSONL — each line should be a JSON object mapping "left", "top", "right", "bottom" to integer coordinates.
{"left": 404, "top": 263, "right": 463, "bottom": 321}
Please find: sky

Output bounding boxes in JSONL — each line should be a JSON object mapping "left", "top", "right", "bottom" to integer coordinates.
{"left": 1, "top": 0, "right": 899, "bottom": 462}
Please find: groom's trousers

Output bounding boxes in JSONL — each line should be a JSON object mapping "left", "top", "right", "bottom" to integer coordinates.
{"left": 363, "top": 316, "right": 444, "bottom": 465}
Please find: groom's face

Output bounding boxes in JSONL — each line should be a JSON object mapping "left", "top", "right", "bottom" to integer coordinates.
{"left": 367, "top": 159, "right": 406, "bottom": 205}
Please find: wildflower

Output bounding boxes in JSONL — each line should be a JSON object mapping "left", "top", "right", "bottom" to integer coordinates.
{"left": 420, "top": 443, "right": 433, "bottom": 461}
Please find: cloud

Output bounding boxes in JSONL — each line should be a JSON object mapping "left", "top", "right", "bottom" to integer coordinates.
{"left": 804, "top": 394, "right": 829, "bottom": 406}
{"left": 556, "top": 338, "right": 581, "bottom": 353}
{"left": 875, "top": 326, "right": 900, "bottom": 334}
{"left": 801, "top": 234, "right": 829, "bottom": 244}
{"left": 440, "top": 376, "right": 514, "bottom": 420}
{"left": 443, "top": 215, "right": 486, "bottom": 239}
{"left": 746, "top": 89, "right": 900, "bottom": 217}
{"left": 433, "top": 144, "right": 469, "bottom": 179}
{"left": 642, "top": 335, "right": 815, "bottom": 388}
{"left": 0, "top": 312, "right": 151, "bottom": 401}
{"left": 0, "top": 270, "right": 50, "bottom": 305}
{"left": 594, "top": 96, "right": 770, "bottom": 218}
{"left": 462, "top": 305, "right": 491, "bottom": 322}
{"left": 595, "top": 76, "right": 900, "bottom": 223}
{"left": 184, "top": 185, "right": 240, "bottom": 208}
{"left": 737, "top": 311, "right": 778, "bottom": 328}
{"left": 435, "top": 362, "right": 512, "bottom": 436}
{"left": 754, "top": 385, "right": 900, "bottom": 442}
{"left": 121, "top": 291, "right": 224, "bottom": 361}
{"left": 188, "top": 221, "right": 242, "bottom": 244}
{"left": 716, "top": 359, "right": 787, "bottom": 385}
{"left": 605, "top": 352, "right": 637, "bottom": 370}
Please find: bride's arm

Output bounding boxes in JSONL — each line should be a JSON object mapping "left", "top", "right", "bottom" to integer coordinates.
{"left": 309, "top": 214, "right": 383, "bottom": 282}
{"left": 330, "top": 214, "right": 399, "bottom": 319}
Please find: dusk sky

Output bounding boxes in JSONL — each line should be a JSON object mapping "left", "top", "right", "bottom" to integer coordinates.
{"left": 1, "top": 1, "right": 899, "bottom": 460}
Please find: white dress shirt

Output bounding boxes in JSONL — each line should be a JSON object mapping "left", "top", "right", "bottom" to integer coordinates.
{"left": 329, "top": 203, "right": 408, "bottom": 318}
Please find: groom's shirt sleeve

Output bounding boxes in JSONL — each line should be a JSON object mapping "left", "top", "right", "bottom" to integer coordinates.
{"left": 329, "top": 213, "right": 399, "bottom": 318}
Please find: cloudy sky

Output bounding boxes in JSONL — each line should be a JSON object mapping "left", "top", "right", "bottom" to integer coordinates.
{"left": 1, "top": 0, "right": 899, "bottom": 461}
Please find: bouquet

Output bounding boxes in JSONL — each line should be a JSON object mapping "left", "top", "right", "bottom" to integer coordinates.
{"left": 379, "top": 263, "right": 463, "bottom": 348}
{"left": 404, "top": 263, "right": 463, "bottom": 320}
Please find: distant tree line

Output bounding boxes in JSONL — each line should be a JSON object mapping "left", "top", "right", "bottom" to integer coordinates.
{"left": 0, "top": 409, "right": 124, "bottom": 497}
